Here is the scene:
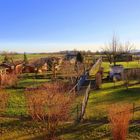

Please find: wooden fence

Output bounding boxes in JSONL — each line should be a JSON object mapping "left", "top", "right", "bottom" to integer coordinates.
{"left": 76, "top": 57, "right": 102, "bottom": 91}
{"left": 78, "top": 82, "right": 91, "bottom": 122}
{"left": 123, "top": 68, "right": 140, "bottom": 89}
{"left": 89, "top": 57, "right": 102, "bottom": 76}
{"left": 123, "top": 68, "right": 140, "bottom": 81}
{"left": 77, "top": 72, "right": 88, "bottom": 91}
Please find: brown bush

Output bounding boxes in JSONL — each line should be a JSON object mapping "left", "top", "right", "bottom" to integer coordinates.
{"left": 0, "top": 73, "right": 18, "bottom": 88}
{"left": 0, "top": 89, "right": 9, "bottom": 113}
{"left": 25, "top": 90, "right": 47, "bottom": 121}
{"left": 46, "top": 92, "right": 74, "bottom": 139}
{"left": 108, "top": 104, "right": 132, "bottom": 140}
{"left": 25, "top": 82, "right": 75, "bottom": 140}
{"left": 58, "top": 61, "right": 78, "bottom": 82}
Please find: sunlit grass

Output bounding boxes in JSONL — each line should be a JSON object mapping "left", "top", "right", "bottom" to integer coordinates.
{"left": 85, "top": 82, "right": 140, "bottom": 121}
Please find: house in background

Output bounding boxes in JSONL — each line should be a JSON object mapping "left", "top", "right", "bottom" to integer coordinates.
{"left": 22, "top": 57, "right": 63, "bottom": 73}
{"left": 64, "top": 51, "right": 77, "bottom": 60}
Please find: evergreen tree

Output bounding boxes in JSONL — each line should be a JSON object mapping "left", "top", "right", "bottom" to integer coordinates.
{"left": 76, "top": 52, "right": 83, "bottom": 63}
{"left": 3, "top": 54, "right": 9, "bottom": 63}
{"left": 24, "top": 52, "right": 28, "bottom": 64}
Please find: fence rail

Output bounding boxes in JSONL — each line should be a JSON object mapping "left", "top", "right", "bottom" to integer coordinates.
{"left": 78, "top": 82, "right": 91, "bottom": 122}
{"left": 89, "top": 57, "right": 102, "bottom": 76}
{"left": 123, "top": 68, "right": 140, "bottom": 81}
{"left": 75, "top": 58, "right": 102, "bottom": 92}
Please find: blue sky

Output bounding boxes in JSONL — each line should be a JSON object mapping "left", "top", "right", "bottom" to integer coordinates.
{"left": 0, "top": 0, "right": 140, "bottom": 52}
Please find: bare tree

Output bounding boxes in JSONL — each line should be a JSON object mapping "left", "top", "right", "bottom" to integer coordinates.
{"left": 103, "top": 35, "right": 133, "bottom": 66}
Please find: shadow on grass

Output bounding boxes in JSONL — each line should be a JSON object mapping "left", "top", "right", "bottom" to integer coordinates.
{"left": 85, "top": 84, "right": 140, "bottom": 122}
{"left": 57, "top": 122, "right": 111, "bottom": 140}
{"left": 1, "top": 117, "right": 140, "bottom": 140}
{"left": 1, "top": 118, "right": 46, "bottom": 140}
{"left": 94, "top": 87, "right": 140, "bottom": 105}
{"left": 1, "top": 117, "right": 111, "bottom": 140}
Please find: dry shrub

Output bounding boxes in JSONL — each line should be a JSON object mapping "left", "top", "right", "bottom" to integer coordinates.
{"left": 108, "top": 104, "right": 132, "bottom": 140}
{"left": 0, "top": 73, "right": 18, "bottom": 88}
{"left": 15, "top": 64, "right": 23, "bottom": 74}
{"left": 25, "top": 82, "right": 75, "bottom": 140}
{"left": 46, "top": 92, "right": 73, "bottom": 139}
{"left": 0, "top": 89, "right": 9, "bottom": 113}
{"left": 25, "top": 90, "right": 47, "bottom": 121}
{"left": 59, "top": 61, "right": 77, "bottom": 78}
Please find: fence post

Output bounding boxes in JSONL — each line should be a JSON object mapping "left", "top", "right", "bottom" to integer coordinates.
{"left": 78, "top": 82, "right": 91, "bottom": 122}
{"left": 76, "top": 104, "right": 79, "bottom": 121}
{"left": 133, "top": 103, "right": 135, "bottom": 120}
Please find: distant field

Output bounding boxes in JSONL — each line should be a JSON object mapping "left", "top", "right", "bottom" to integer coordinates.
{"left": 102, "top": 61, "right": 140, "bottom": 72}
{"left": 0, "top": 53, "right": 64, "bottom": 63}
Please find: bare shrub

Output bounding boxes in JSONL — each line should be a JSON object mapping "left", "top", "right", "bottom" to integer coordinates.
{"left": 46, "top": 92, "right": 73, "bottom": 139}
{"left": 15, "top": 64, "right": 23, "bottom": 74}
{"left": 58, "top": 61, "right": 78, "bottom": 82}
{"left": 0, "top": 89, "right": 9, "bottom": 113}
{"left": 108, "top": 104, "right": 132, "bottom": 140}
{"left": 25, "top": 82, "right": 75, "bottom": 140}
{"left": 25, "top": 90, "right": 47, "bottom": 121}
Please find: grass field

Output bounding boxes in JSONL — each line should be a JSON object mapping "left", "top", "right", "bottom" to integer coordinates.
{"left": 3, "top": 78, "right": 50, "bottom": 116}
{"left": 1, "top": 81, "right": 140, "bottom": 140}
{"left": 1, "top": 60, "right": 140, "bottom": 139}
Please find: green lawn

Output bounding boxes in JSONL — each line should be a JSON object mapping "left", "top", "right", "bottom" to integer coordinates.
{"left": 61, "top": 80, "right": 140, "bottom": 140}
{"left": 3, "top": 78, "right": 50, "bottom": 116}
{"left": 85, "top": 82, "right": 140, "bottom": 121}
{"left": 1, "top": 81, "right": 140, "bottom": 140}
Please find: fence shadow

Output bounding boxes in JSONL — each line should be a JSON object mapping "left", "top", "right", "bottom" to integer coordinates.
{"left": 57, "top": 121, "right": 111, "bottom": 140}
